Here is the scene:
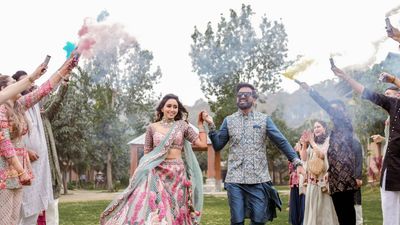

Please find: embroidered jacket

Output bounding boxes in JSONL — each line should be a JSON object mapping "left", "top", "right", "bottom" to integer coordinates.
{"left": 208, "top": 110, "right": 301, "bottom": 184}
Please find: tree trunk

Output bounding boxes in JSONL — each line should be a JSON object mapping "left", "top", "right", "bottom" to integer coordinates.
{"left": 62, "top": 169, "right": 68, "bottom": 194}
{"left": 107, "top": 150, "right": 113, "bottom": 191}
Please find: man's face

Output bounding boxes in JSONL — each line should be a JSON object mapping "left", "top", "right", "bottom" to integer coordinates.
{"left": 236, "top": 87, "right": 255, "bottom": 110}
{"left": 384, "top": 89, "right": 400, "bottom": 98}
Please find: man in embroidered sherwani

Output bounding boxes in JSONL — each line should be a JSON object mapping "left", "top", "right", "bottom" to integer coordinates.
{"left": 203, "top": 83, "right": 305, "bottom": 225}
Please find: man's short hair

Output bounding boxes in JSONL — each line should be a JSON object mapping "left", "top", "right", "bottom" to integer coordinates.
{"left": 235, "top": 82, "right": 258, "bottom": 98}
{"left": 12, "top": 70, "right": 27, "bottom": 81}
{"left": 385, "top": 86, "right": 400, "bottom": 92}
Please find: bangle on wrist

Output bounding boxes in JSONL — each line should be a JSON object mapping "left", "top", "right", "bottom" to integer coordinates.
{"left": 17, "top": 171, "right": 26, "bottom": 177}
{"left": 27, "top": 76, "right": 35, "bottom": 83}
{"left": 57, "top": 71, "right": 67, "bottom": 80}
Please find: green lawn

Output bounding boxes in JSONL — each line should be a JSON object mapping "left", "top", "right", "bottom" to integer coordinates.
{"left": 59, "top": 186, "right": 382, "bottom": 225}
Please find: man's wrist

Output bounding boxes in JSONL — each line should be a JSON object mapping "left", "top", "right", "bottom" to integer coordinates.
{"left": 293, "top": 158, "right": 303, "bottom": 168}
{"left": 390, "top": 76, "right": 397, "bottom": 84}
{"left": 208, "top": 123, "right": 216, "bottom": 132}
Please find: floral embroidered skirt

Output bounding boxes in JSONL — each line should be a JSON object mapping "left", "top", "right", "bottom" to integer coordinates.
{"left": 103, "top": 158, "right": 195, "bottom": 225}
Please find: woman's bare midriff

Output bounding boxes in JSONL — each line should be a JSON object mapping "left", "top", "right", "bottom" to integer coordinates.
{"left": 165, "top": 148, "right": 182, "bottom": 159}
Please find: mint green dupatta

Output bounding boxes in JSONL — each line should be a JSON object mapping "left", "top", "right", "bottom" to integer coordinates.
{"left": 100, "top": 122, "right": 203, "bottom": 224}
{"left": 184, "top": 139, "right": 204, "bottom": 223}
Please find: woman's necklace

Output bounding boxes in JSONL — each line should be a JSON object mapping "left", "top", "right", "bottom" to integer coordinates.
{"left": 160, "top": 117, "right": 174, "bottom": 129}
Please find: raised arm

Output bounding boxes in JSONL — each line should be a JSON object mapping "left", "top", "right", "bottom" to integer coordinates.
{"left": 42, "top": 82, "right": 69, "bottom": 121}
{"left": 378, "top": 72, "right": 400, "bottom": 89}
{"left": 207, "top": 118, "right": 229, "bottom": 151}
{"left": 299, "top": 82, "right": 336, "bottom": 115}
{"left": 18, "top": 56, "right": 77, "bottom": 110}
{"left": 0, "top": 64, "right": 47, "bottom": 105}
{"left": 331, "top": 67, "right": 364, "bottom": 94}
{"left": 190, "top": 111, "right": 209, "bottom": 149}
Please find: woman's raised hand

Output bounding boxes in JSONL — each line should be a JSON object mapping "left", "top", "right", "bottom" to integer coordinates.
{"left": 199, "top": 110, "right": 213, "bottom": 125}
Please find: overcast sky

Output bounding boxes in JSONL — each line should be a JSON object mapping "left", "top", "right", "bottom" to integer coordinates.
{"left": 1, "top": 0, "right": 400, "bottom": 105}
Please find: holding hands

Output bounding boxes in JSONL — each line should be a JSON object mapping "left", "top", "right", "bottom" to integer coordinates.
{"left": 200, "top": 110, "right": 214, "bottom": 126}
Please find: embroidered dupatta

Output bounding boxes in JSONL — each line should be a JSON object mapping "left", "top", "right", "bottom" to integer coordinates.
{"left": 100, "top": 122, "right": 203, "bottom": 224}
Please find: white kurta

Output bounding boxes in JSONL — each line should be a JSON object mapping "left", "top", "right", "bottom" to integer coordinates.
{"left": 21, "top": 104, "right": 53, "bottom": 218}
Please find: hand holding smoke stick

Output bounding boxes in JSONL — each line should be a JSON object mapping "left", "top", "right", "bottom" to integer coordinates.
{"left": 329, "top": 57, "right": 336, "bottom": 69}
{"left": 385, "top": 17, "right": 400, "bottom": 43}
{"left": 39, "top": 55, "right": 51, "bottom": 74}
{"left": 378, "top": 72, "right": 398, "bottom": 84}
{"left": 386, "top": 17, "right": 393, "bottom": 35}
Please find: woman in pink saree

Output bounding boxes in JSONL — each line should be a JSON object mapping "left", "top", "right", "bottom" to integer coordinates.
{"left": 101, "top": 94, "right": 207, "bottom": 225}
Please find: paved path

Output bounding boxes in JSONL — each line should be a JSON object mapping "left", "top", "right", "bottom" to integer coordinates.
{"left": 59, "top": 190, "right": 123, "bottom": 203}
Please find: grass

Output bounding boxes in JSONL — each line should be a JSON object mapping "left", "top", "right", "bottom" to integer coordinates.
{"left": 59, "top": 185, "right": 382, "bottom": 225}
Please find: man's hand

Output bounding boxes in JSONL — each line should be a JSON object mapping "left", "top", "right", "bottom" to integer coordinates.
{"left": 331, "top": 67, "right": 349, "bottom": 80}
{"left": 296, "top": 165, "right": 306, "bottom": 177}
{"left": 27, "top": 150, "right": 39, "bottom": 162}
{"left": 356, "top": 179, "right": 363, "bottom": 188}
{"left": 299, "top": 82, "right": 311, "bottom": 91}
{"left": 378, "top": 72, "right": 396, "bottom": 83}
{"left": 388, "top": 26, "right": 400, "bottom": 43}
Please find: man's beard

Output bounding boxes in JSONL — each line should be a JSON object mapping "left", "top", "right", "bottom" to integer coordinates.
{"left": 237, "top": 101, "right": 252, "bottom": 110}
{"left": 314, "top": 133, "right": 327, "bottom": 144}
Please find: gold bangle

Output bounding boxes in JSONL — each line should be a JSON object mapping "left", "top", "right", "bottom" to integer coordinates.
{"left": 56, "top": 71, "right": 67, "bottom": 80}
{"left": 28, "top": 76, "right": 35, "bottom": 83}
{"left": 17, "top": 171, "right": 26, "bottom": 177}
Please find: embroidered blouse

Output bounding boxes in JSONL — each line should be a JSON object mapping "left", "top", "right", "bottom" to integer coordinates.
{"left": 144, "top": 120, "right": 198, "bottom": 153}
{"left": 0, "top": 81, "right": 52, "bottom": 189}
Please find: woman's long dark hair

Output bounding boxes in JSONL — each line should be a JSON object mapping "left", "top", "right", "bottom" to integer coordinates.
{"left": 0, "top": 75, "right": 29, "bottom": 138}
{"left": 314, "top": 120, "right": 328, "bottom": 144}
{"left": 155, "top": 94, "right": 188, "bottom": 122}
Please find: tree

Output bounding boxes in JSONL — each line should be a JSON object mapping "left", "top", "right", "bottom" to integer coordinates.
{"left": 52, "top": 67, "right": 93, "bottom": 194}
{"left": 190, "top": 4, "right": 290, "bottom": 126}
{"left": 84, "top": 36, "right": 161, "bottom": 191}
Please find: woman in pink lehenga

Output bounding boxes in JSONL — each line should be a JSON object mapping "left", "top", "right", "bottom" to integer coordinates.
{"left": 101, "top": 94, "right": 207, "bottom": 225}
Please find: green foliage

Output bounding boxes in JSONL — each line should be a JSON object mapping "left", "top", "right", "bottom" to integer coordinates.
{"left": 52, "top": 37, "right": 161, "bottom": 190}
{"left": 52, "top": 67, "right": 93, "bottom": 175}
{"left": 83, "top": 39, "right": 161, "bottom": 190}
{"left": 190, "top": 4, "right": 290, "bottom": 126}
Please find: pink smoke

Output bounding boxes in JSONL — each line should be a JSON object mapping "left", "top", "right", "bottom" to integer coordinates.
{"left": 75, "top": 17, "right": 137, "bottom": 58}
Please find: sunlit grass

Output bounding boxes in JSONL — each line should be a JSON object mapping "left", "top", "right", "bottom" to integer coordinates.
{"left": 59, "top": 185, "right": 382, "bottom": 225}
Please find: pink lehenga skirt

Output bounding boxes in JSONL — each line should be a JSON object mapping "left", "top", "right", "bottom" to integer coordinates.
{"left": 103, "top": 158, "right": 196, "bottom": 225}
